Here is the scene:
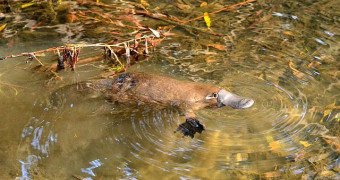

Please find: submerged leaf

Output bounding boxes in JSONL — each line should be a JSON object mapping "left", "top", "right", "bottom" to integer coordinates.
{"left": 200, "top": 2, "right": 208, "bottom": 7}
{"left": 266, "top": 136, "right": 274, "bottom": 143}
{"left": 12, "top": 87, "right": 18, "bottom": 96}
{"left": 321, "top": 109, "right": 332, "bottom": 123}
{"left": 266, "top": 136, "right": 281, "bottom": 150}
{"left": 206, "top": 43, "right": 226, "bottom": 51}
{"left": 269, "top": 141, "right": 281, "bottom": 150}
{"left": 203, "top": 12, "right": 211, "bottom": 29}
{"left": 175, "top": 3, "right": 191, "bottom": 10}
{"left": 299, "top": 141, "right": 311, "bottom": 147}
{"left": 264, "top": 171, "right": 281, "bottom": 178}
{"left": 0, "top": 23, "right": 7, "bottom": 32}
{"left": 289, "top": 61, "right": 308, "bottom": 81}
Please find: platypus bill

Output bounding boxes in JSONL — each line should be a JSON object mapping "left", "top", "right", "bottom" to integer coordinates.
{"left": 76, "top": 72, "right": 254, "bottom": 138}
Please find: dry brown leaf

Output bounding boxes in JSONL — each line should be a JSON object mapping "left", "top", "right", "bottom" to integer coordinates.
{"left": 256, "top": 10, "right": 263, "bottom": 16}
{"left": 110, "top": 31, "right": 122, "bottom": 35}
{"left": 30, "top": 22, "right": 42, "bottom": 31}
{"left": 206, "top": 44, "right": 226, "bottom": 51}
{"left": 135, "top": 33, "right": 142, "bottom": 39}
{"left": 162, "top": 31, "right": 176, "bottom": 36}
{"left": 115, "top": 20, "right": 125, "bottom": 27}
{"left": 66, "top": 14, "right": 77, "bottom": 23}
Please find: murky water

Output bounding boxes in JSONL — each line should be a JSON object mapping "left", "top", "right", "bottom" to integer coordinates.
{"left": 0, "top": 0, "right": 339, "bottom": 179}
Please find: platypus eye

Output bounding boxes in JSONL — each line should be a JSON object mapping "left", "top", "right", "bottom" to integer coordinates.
{"left": 205, "top": 93, "right": 218, "bottom": 100}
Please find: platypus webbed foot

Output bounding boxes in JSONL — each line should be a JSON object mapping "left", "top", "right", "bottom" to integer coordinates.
{"left": 217, "top": 89, "right": 254, "bottom": 109}
{"left": 175, "top": 118, "right": 205, "bottom": 138}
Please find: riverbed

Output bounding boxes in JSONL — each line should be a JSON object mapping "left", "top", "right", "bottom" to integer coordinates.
{"left": 0, "top": 0, "right": 339, "bottom": 179}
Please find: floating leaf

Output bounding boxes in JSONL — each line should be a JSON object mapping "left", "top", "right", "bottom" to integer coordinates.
{"left": 0, "top": 23, "right": 7, "bottom": 32}
{"left": 299, "top": 141, "right": 311, "bottom": 147}
{"left": 203, "top": 12, "right": 211, "bottom": 29}
{"left": 21, "top": 2, "right": 35, "bottom": 9}
{"left": 200, "top": 2, "right": 208, "bottom": 7}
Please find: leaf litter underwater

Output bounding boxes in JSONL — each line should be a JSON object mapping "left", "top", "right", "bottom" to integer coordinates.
{"left": 0, "top": 0, "right": 339, "bottom": 179}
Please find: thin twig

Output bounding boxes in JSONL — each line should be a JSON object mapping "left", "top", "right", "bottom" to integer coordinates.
{"left": 0, "top": 34, "right": 156, "bottom": 60}
{"left": 0, "top": 81, "right": 25, "bottom": 89}
{"left": 30, "top": 53, "right": 45, "bottom": 66}
{"left": 106, "top": 46, "right": 125, "bottom": 69}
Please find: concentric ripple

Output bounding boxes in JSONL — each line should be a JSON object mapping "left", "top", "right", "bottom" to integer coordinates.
{"left": 2, "top": 0, "right": 338, "bottom": 179}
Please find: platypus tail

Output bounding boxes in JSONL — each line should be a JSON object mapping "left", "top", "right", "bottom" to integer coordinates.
{"left": 217, "top": 89, "right": 254, "bottom": 109}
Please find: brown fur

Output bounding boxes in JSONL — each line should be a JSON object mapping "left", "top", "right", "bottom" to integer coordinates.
{"left": 57, "top": 72, "right": 226, "bottom": 137}
{"left": 110, "top": 73, "right": 220, "bottom": 111}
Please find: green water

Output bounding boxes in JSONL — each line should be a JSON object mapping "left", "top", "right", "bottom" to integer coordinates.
{"left": 0, "top": 0, "right": 339, "bottom": 179}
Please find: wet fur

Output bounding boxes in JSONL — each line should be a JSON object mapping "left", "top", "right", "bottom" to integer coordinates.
{"left": 111, "top": 73, "right": 220, "bottom": 110}
{"left": 60, "top": 73, "right": 224, "bottom": 137}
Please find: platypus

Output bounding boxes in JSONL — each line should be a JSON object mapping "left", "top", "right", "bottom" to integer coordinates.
{"left": 70, "top": 72, "right": 254, "bottom": 137}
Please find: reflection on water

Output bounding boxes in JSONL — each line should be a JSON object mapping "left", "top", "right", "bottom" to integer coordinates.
{"left": 0, "top": 0, "right": 339, "bottom": 179}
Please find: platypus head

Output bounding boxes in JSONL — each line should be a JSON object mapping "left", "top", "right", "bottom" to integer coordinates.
{"left": 215, "top": 89, "right": 254, "bottom": 109}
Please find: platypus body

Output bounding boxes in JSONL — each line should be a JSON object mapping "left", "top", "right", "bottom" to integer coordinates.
{"left": 67, "top": 72, "right": 254, "bottom": 137}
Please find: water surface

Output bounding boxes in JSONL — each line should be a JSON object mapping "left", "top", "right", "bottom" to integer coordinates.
{"left": 0, "top": 0, "right": 339, "bottom": 179}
